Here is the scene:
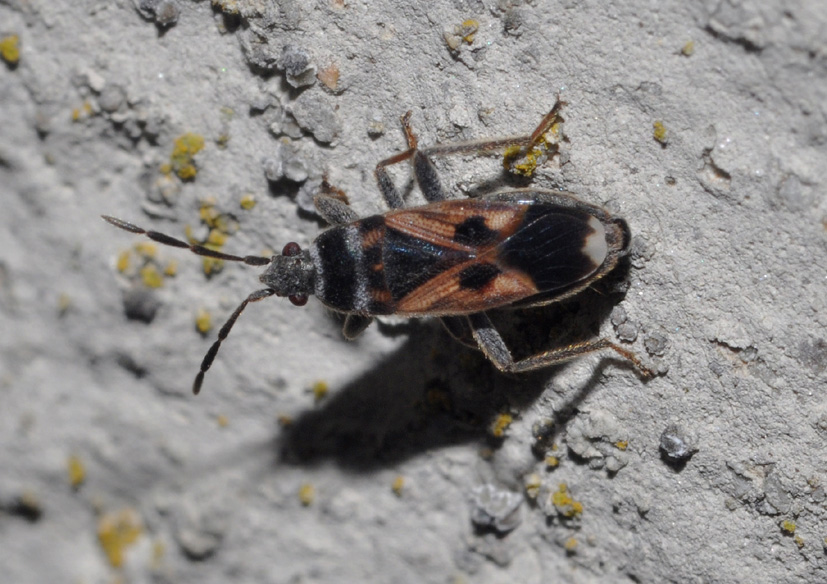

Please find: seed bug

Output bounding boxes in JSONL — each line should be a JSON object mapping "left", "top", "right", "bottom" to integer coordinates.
{"left": 103, "top": 100, "right": 652, "bottom": 395}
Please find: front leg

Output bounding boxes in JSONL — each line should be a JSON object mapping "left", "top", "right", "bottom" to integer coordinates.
{"left": 314, "top": 177, "right": 359, "bottom": 225}
{"left": 468, "top": 313, "right": 652, "bottom": 377}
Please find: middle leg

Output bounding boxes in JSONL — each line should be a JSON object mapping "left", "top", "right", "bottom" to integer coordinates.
{"left": 467, "top": 312, "right": 653, "bottom": 378}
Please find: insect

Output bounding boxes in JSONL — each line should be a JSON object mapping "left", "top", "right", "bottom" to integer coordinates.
{"left": 103, "top": 100, "right": 651, "bottom": 395}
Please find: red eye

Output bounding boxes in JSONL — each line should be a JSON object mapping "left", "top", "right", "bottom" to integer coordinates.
{"left": 289, "top": 294, "right": 308, "bottom": 306}
{"left": 282, "top": 242, "right": 302, "bottom": 257}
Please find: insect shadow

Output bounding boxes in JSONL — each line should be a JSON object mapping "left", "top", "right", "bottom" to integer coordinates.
{"left": 277, "top": 259, "right": 633, "bottom": 472}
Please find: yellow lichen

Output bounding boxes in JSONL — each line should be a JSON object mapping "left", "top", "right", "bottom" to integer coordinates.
{"left": 199, "top": 202, "right": 220, "bottom": 226}
{"left": 653, "top": 120, "right": 668, "bottom": 145}
{"left": 201, "top": 257, "right": 224, "bottom": 276}
{"left": 564, "top": 537, "right": 578, "bottom": 552}
{"left": 615, "top": 440, "right": 628, "bottom": 451}
{"left": 551, "top": 483, "right": 583, "bottom": 518}
{"left": 794, "top": 535, "right": 804, "bottom": 549}
{"left": 502, "top": 116, "right": 561, "bottom": 178}
{"left": 163, "top": 260, "right": 178, "bottom": 277}
{"left": 216, "top": 414, "right": 229, "bottom": 428}
{"left": 140, "top": 265, "right": 163, "bottom": 288}
{"left": 0, "top": 34, "right": 20, "bottom": 65}
{"left": 168, "top": 133, "right": 205, "bottom": 181}
{"left": 781, "top": 520, "right": 796, "bottom": 534}
{"left": 189, "top": 201, "right": 241, "bottom": 276}
{"left": 490, "top": 412, "right": 513, "bottom": 438}
{"left": 71, "top": 101, "right": 94, "bottom": 123}
{"left": 239, "top": 194, "right": 257, "bottom": 210}
{"left": 312, "top": 380, "right": 329, "bottom": 403}
{"left": 67, "top": 455, "right": 85, "bottom": 489}
{"left": 116, "top": 250, "right": 131, "bottom": 273}
{"left": 299, "top": 483, "right": 315, "bottom": 506}
{"left": 392, "top": 475, "right": 405, "bottom": 496}
{"left": 459, "top": 20, "right": 479, "bottom": 43}
{"left": 681, "top": 40, "right": 695, "bottom": 56}
{"left": 206, "top": 229, "right": 228, "bottom": 247}
{"left": 97, "top": 509, "right": 142, "bottom": 568}
{"left": 134, "top": 241, "right": 157, "bottom": 258}
{"left": 545, "top": 455, "right": 560, "bottom": 469}
{"left": 444, "top": 19, "right": 480, "bottom": 51}
{"left": 195, "top": 308, "right": 212, "bottom": 335}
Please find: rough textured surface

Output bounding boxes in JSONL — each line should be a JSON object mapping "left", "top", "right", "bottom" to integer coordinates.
{"left": 1, "top": 1, "right": 826, "bottom": 583}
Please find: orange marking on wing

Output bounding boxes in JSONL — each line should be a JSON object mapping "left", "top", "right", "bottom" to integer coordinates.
{"left": 385, "top": 200, "right": 527, "bottom": 252}
{"left": 396, "top": 261, "right": 538, "bottom": 315}
{"left": 370, "top": 287, "right": 393, "bottom": 303}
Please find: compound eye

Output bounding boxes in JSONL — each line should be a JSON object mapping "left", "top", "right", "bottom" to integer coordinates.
{"left": 282, "top": 242, "right": 302, "bottom": 257}
{"left": 288, "top": 294, "right": 308, "bottom": 306}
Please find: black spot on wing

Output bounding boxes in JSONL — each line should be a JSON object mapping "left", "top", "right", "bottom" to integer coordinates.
{"left": 459, "top": 263, "right": 500, "bottom": 290}
{"left": 453, "top": 216, "right": 499, "bottom": 246}
{"left": 499, "top": 208, "right": 599, "bottom": 292}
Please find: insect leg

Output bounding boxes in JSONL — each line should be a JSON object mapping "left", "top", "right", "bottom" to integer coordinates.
{"left": 314, "top": 195, "right": 358, "bottom": 226}
{"left": 193, "top": 288, "right": 277, "bottom": 395}
{"left": 468, "top": 313, "right": 653, "bottom": 378}
{"left": 314, "top": 176, "right": 358, "bottom": 226}
{"left": 101, "top": 216, "right": 271, "bottom": 267}
{"left": 375, "top": 148, "right": 412, "bottom": 210}
{"left": 374, "top": 110, "right": 448, "bottom": 207}
{"left": 419, "top": 99, "right": 567, "bottom": 160}
{"left": 398, "top": 111, "right": 446, "bottom": 202}
{"left": 439, "top": 316, "right": 478, "bottom": 349}
{"left": 342, "top": 314, "right": 374, "bottom": 340}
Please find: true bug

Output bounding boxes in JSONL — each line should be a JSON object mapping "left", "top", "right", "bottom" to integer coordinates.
{"left": 103, "top": 100, "right": 651, "bottom": 395}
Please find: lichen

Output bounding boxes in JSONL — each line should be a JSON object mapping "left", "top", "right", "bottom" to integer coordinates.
{"left": 299, "top": 483, "right": 315, "bottom": 506}
{"left": 392, "top": 476, "right": 405, "bottom": 496}
{"left": 67, "top": 455, "right": 85, "bottom": 489}
{"left": 490, "top": 412, "right": 513, "bottom": 438}
{"left": 168, "top": 133, "right": 205, "bottom": 181}
{"left": 653, "top": 120, "right": 668, "bottom": 145}
{"left": 311, "top": 380, "right": 329, "bottom": 403}
{"left": 0, "top": 35, "right": 20, "bottom": 65}
{"left": 140, "top": 265, "right": 163, "bottom": 288}
{"left": 502, "top": 110, "right": 563, "bottom": 177}
{"left": 551, "top": 483, "right": 583, "bottom": 518}
{"left": 239, "top": 194, "right": 257, "bottom": 210}
{"left": 195, "top": 308, "right": 212, "bottom": 335}
{"left": 97, "top": 509, "right": 142, "bottom": 568}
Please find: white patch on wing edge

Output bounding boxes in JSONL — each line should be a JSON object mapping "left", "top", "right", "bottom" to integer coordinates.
{"left": 582, "top": 216, "right": 608, "bottom": 267}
